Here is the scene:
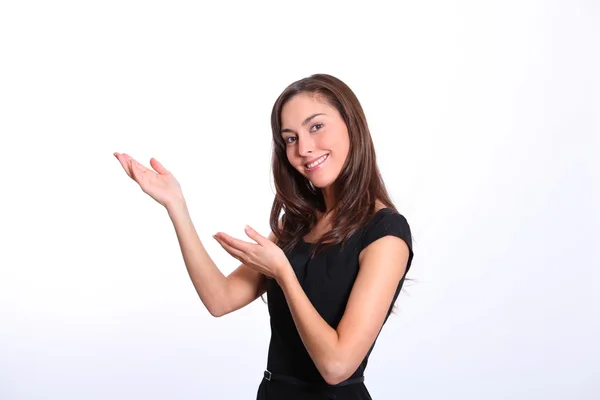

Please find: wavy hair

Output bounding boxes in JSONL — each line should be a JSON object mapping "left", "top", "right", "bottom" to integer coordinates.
{"left": 269, "top": 74, "right": 397, "bottom": 256}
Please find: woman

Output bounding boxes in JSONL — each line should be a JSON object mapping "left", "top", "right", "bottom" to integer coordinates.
{"left": 114, "top": 73, "right": 414, "bottom": 399}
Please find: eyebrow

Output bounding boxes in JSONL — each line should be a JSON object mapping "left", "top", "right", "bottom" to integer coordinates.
{"left": 280, "top": 113, "right": 326, "bottom": 135}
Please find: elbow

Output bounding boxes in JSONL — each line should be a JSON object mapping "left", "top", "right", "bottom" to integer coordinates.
{"left": 321, "top": 361, "right": 353, "bottom": 386}
{"left": 207, "top": 304, "right": 229, "bottom": 318}
{"left": 209, "top": 309, "right": 224, "bottom": 318}
{"left": 203, "top": 294, "right": 232, "bottom": 318}
{"left": 323, "top": 375, "right": 345, "bottom": 386}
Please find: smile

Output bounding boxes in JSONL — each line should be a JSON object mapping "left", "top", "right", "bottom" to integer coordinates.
{"left": 305, "top": 154, "right": 329, "bottom": 171}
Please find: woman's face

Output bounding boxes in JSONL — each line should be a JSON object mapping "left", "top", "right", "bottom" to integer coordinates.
{"left": 280, "top": 93, "right": 350, "bottom": 189}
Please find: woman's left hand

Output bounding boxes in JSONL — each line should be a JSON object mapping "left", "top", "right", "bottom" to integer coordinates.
{"left": 213, "top": 226, "right": 291, "bottom": 281}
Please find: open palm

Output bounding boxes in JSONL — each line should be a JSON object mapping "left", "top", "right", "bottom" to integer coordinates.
{"left": 114, "top": 152, "right": 184, "bottom": 208}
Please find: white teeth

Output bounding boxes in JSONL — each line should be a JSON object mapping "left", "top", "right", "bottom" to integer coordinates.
{"left": 306, "top": 154, "right": 328, "bottom": 169}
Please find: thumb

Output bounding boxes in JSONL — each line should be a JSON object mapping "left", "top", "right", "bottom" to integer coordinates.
{"left": 245, "top": 225, "right": 269, "bottom": 246}
{"left": 149, "top": 158, "right": 170, "bottom": 175}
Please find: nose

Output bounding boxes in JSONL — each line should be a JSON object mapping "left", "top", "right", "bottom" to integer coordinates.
{"left": 297, "top": 134, "right": 315, "bottom": 157}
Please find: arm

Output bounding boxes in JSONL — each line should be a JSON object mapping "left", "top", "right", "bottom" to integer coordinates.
{"left": 277, "top": 235, "right": 410, "bottom": 385}
{"left": 168, "top": 200, "right": 276, "bottom": 317}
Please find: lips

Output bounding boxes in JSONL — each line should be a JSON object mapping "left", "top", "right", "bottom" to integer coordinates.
{"left": 305, "top": 153, "right": 329, "bottom": 171}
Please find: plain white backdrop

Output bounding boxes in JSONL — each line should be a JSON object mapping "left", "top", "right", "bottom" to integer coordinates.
{"left": 1, "top": 0, "right": 598, "bottom": 399}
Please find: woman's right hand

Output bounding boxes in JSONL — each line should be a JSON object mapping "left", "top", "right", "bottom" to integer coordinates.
{"left": 114, "top": 152, "right": 184, "bottom": 209}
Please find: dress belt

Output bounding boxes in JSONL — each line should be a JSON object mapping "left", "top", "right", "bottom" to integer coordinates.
{"left": 263, "top": 369, "right": 364, "bottom": 388}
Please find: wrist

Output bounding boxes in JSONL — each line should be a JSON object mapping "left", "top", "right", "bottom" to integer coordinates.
{"left": 276, "top": 262, "right": 295, "bottom": 288}
{"left": 166, "top": 198, "right": 188, "bottom": 217}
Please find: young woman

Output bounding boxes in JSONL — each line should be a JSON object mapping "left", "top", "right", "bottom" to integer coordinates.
{"left": 114, "top": 73, "right": 414, "bottom": 399}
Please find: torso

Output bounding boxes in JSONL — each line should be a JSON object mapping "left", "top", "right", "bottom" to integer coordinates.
{"left": 302, "top": 201, "right": 387, "bottom": 243}
{"left": 261, "top": 204, "right": 411, "bottom": 399}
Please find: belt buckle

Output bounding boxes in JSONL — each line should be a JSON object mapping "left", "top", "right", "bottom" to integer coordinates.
{"left": 264, "top": 370, "right": 272, "bottom": 381}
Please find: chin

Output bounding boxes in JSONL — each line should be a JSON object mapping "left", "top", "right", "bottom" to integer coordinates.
{"left": 308, "top": 176, "right": 336, "bottom": 189}
{"left": 298, "top": 165, "right": 339, "bottom": 190}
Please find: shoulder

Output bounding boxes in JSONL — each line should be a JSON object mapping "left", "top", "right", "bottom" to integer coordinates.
{"left": 361, "top": 208, "right": 412, "bottom": 245}
{"left": 358, "top": 207, "right": 414, "bottom": 270}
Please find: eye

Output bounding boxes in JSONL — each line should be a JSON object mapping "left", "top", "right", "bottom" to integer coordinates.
{"left": 284, "top": 136, "right": 297, "bottom": 144}
{"left": 311, "top": 123, "right": 323, "bottom": 132}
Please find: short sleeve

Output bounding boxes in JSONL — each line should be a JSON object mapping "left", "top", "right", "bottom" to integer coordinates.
{"left": 360, "top": 209, "right": 414, "bottom": 275}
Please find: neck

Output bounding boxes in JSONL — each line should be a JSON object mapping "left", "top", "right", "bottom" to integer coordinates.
{"left": 321, "top": 186, "right": 336, "bottom": 213}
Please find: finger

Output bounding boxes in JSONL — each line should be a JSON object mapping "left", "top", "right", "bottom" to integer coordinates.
{"left": 122, "top": 153, "right": 141, "bottom": 169}
{"left": 216, "top": 232, "right": 256, "bottom": 254}
{"left": 244, "top": 225, "right": 270, "bottom": 246}
{"left": 213, "top": 235, "right": 246, "bottom": 261}
{"left": 149, "top": 158, "right": 170, "bottom": 175}
{"left": 116, "top": 153, "right": 148, "bottom": 177}
{"left": 130, "top": 158, "right": 149, "bottom": 173}
{"left": 129, "top": 158, "right": 139, "bottom": 181}
{"left": 114, "top": 152, "right": 133, "bottom": 179}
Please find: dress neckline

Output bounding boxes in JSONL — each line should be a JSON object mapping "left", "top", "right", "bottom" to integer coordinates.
{"left": 302, "top": 207, "right": 393, "bottom": 245}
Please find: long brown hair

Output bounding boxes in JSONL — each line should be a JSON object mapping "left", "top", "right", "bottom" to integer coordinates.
{"left": 269, "top": 74, "right": 397, "bottom": 256}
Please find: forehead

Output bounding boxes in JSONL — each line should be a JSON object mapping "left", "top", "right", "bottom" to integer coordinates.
{"left": 281, "top": 93, "right": 334, "bottom": 125}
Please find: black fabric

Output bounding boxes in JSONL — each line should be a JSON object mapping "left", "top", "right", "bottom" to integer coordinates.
{"left": 263, "top": 370, "right": 365, "bottom": 388}
{"left": 257, "top": 208, "right": 414, "bottom": 399}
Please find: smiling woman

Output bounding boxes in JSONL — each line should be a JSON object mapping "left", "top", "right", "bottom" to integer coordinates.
{"left": 114, "top": 73, "right": 414, "bottom": 400}
{"left": 279, "top": 95, "right": 350, "bottom": 195}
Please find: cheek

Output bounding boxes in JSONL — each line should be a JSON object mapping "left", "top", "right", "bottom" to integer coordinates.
{"left": 285, "top": 148, "right": 300, "bottom": 167}
{"left": 323, "top": 132, "right": 348, "bottom": 156}
{"left": 329, "top": 138, "right": 350, "bottom": 167}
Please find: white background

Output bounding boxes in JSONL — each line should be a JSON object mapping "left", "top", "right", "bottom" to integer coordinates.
{"left": 1, "top": 0, "right": 598, "bottom": 399}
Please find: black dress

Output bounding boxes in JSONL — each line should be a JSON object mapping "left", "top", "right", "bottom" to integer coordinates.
{"left": 256, "top": 208, "right": 414, "bottom": 400}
